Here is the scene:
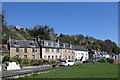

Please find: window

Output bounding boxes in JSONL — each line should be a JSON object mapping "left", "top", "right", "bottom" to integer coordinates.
{"left": 32, "top": 48, "right": 35, "bottom": 52}
{"left": 24, "top": 48, "right": 27, "bottom": 53}
{"left": 52, "top": 55, "right": 54, "bottom": 59}
{"left": 45, "top": 48, "right": 49, "bottom": 52}
{"left": 65, "top": 56, "right": 67, "bottom": 59}
{"left": 48, "top": 55, "right": 50, "bottom": 60}
{"left": 44, "top": 42, "right": 48, "bottom": 46}
{"left": 59, "top": 56, "right": 61, "bottom": 59}
{"left": 55, "top": 55, "right": 57, "bottom": 59}
{"left": 14, "top": 42, "right": 19, "bottom": 45}
{"left": 16, "top": 55, "right": 19, "bottom": 57}
{"left": 52, "top": 49, "right": 54, "bottom": 52}
{"left": 56, "top": 43, "right": 58, "bottom": 47}
{"left": 68, "top": 56, "right": 70, "bottom": 59}
{"left": 81, "top": 53, "right": 84, "bottom": 56}
{"left": 24, "top": 55, "right": 27, "bottom": 58}
{"left": 56, "top": 49, "right": 59, "bottom": 52}
{"left": 44, "top": 55, "right": 47, "bottom": 59}
{"left": 30, "top": 43, "right": 35, "bottom": 46}
{"left": 32, "top": 55, "right": 35, "bottom": 59}
{"left": 16, "top": 48, "right": 19, "bottom": 52}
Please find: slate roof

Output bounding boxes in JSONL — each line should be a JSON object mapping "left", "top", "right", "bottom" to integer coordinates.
{"left": 9, "top": 40, "right": 39, "bottom": 48}
{"left": 9, "top": 39, "right": 87, "bottom": 51}
{"left": 72, "top": 46, "right": 88, "bottom": 51}
{"left": 40, "top": 40, "right": 72, "bottom": 49}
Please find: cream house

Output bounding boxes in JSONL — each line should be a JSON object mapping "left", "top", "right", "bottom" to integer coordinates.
{"left": 40, "top": 40, "right": 75, "bottom": 60}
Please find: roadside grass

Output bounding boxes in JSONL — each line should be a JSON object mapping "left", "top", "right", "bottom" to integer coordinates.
{"left": 21, "top": 63, "right": 119, "bottom": 78}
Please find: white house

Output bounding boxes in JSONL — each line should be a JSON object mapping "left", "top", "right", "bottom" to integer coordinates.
{"left": 73, "top": 46, "right": 89, "bottom": 61}
{"left": 112, "top": 54, "right": 120, "bottom": 59}
{"left": 15, "top": 26, "right": 21, "bottom": 29}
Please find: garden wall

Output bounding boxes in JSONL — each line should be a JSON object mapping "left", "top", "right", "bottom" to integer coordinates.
{"left": 109, "top": 59, "right": 120, "bottom": 63}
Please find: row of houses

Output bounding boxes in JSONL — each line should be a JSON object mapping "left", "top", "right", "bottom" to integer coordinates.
{"left": 7, "top": 39, "right": 89, "bottom": 61}
{"left": 2, "top": 39, "right": 118, "bottom": 62}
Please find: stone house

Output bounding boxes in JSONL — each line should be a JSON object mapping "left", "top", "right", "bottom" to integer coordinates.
{"left": 9, "top": 40, "right": 40, "bottom": 59}
{"left": 9, "top": 39, "right": 89, "bottom": 61}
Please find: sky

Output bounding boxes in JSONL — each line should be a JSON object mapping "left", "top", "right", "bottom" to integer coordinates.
{"left": 2, "top": 2, "right": 118, "bottom": 45}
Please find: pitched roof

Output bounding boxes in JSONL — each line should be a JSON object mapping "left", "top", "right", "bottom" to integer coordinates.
{"left": 72, "top": 46, "right": 88, "bottom": 51}
{"left": 9, "top": 40, "right": 39, "bottom": 48}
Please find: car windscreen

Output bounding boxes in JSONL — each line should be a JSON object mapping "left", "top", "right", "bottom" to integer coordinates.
{"left": 68, "top": 60, "right": 73, "bottom": 62}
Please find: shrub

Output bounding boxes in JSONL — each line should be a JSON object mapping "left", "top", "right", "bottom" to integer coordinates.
{"left": 97, "top": 59, "right": 107, "bottom": 63}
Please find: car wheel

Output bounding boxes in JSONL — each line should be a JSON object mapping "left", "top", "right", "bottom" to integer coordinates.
{"left": 68, "top": 64, "right": 70, "bottom": 66}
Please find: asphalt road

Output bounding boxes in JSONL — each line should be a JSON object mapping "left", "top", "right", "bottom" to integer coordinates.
{"left": 1, "top": 61, "right": 82, "bottom": 79}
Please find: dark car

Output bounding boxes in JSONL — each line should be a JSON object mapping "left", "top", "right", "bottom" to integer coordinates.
{"left": 84, "top": 58, "right": 97, "bottom": 63}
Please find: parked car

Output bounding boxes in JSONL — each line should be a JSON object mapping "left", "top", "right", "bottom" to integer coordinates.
{"left": 84, "top": 58, "right": 97, "bottom": 63}
{"left": 59, "top": 60, "right": 74, "bottom": 66}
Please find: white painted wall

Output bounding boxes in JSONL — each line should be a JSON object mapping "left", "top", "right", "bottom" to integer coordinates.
{"left": 75, "top": 51, "right": 89, "bottom": 61}
{"left": 103, "top": 55, "right": 110, "bottom": 58}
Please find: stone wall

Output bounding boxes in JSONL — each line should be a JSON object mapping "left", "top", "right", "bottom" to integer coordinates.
{"left": 109, "top": 59, "right": 120, "bottom": 63}
{"left": 10, "top": 47, "right": 40, "bottom": 59}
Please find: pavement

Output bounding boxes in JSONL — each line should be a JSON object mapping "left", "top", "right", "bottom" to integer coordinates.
{"left": 0, "top": 61, "right": 83, "bottom": 79}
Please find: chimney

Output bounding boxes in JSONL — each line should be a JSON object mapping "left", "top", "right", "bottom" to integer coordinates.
{"left": 56, "top": 37, "right": 59, "bottom": 43}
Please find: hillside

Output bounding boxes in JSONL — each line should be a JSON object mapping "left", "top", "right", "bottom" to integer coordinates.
{"left": 1, "top": 14, "right": 120, "bottom": 54}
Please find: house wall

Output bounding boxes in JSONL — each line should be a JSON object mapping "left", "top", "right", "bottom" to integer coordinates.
{"left": 10, "top": 47, "right": 40, "bottom": 59}
{"left": 42, "top": 48, "right": 61, "bottom": 60}
{"left": 75, "top": 51, "right": 89, "bottom": 61}
{"left": 61, "top": 49, "right": 75, "bottom": 60}
{"left": 42, "top": 48, "right": 75, "bottom": 60}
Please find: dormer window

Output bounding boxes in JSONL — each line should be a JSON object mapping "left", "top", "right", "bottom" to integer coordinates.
{"left": 55, "top": 43, "right": 59, "bottom": 47}
{"left": 14, "top": 42, "right": 19, "bottom": 45}
{"left": 14, "top": 42, "right": 19, "bottom": 46}
{"left": 30, "top": 42, "right": 35, "bottom": 46}
{"left": 44, "top": 42, "right": 48, "bottom": 46}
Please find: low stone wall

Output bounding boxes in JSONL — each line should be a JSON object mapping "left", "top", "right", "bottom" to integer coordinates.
{"left": 109, "top": 59, "right": 120, "bottom": 63}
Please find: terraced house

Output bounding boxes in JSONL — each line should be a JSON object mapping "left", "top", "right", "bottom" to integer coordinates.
{"left": 9, "top": 40, "right": 40, "bottom": 59}
{"left": 9, "top": 39, "right": 88, "bottom": 61}
{"left": 40, "top": 40, "right": 75, "bottom": 60}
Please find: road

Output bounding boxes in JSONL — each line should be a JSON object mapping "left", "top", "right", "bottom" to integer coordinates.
{"left": 1, "top": 61, "right": 82, "bottom": 79}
